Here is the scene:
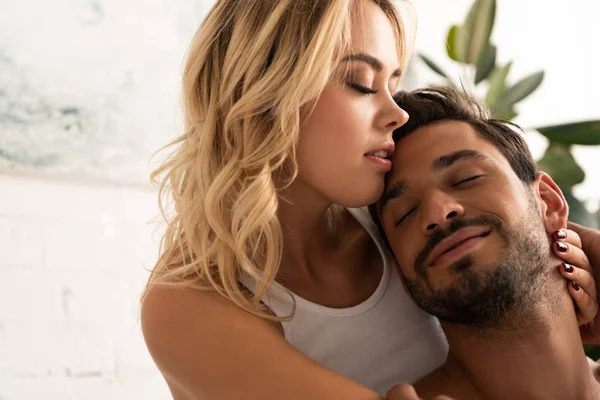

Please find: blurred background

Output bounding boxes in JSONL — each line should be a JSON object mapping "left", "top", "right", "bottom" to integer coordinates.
{"left": 0, "top": 0, "right": 598, "bottom": 399}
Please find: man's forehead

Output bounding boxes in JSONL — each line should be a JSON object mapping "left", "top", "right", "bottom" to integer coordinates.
{"left": 393, "top": 121, "right": 482, "bottom": 163}
{"left": 383, "top": 120, "right": 510, "bottom": 196}
{"left": 390, "top": 120, "right": 510, "bottom": 174}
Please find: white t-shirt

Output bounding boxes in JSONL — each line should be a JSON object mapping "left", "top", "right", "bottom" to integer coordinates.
{"left": 243, "top": 207, "right": 448, "bottom": 395}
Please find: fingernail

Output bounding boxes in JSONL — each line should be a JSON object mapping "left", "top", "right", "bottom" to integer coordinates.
{"left": 556, "top": 242, "right": 569, "bottom": 253}
{"left": 563, "top": 263, "right": 574, "bottom": 273}
{"left": 554, "top": 230, "right": 567, "bottom": 240}
{"left": 572, "top": 281, "right": 580, "bottom": 291}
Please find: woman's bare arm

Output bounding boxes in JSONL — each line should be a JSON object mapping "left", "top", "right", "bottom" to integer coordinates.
{"left": 141, "top": 286, "right": 383, "bottom": 400}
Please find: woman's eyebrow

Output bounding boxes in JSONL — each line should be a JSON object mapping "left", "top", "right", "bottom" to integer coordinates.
{"left": 341, "top": 53, "right": 402, "bottom": 77}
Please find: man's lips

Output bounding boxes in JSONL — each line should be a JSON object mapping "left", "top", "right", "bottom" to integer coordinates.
{"left": 427, "top": 226, "right": 492, "bottom": 267}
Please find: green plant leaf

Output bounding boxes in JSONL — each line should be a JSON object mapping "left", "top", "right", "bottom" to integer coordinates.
{"left": 475, "top": 43, "right": 496, "bottom": 84}
{"left": 485, "top": 61, "right": 512, "bottom": 109}
{"left": 536, "top": 142, "right": 585, "bottom": 188}
{"left": 446, "top": 25, "right": 466, "bottom": 63}
{"left": 496, "top": 70, "right": 545, "bottom": 110}
{"left": 463, "top": 0, "right": 496, "bottom": 64}
{"left": 536, "top": 120, "right": 600, "bottom": 145}
{"left": 494, "top": 108, "right": 517, "bottom": 121}
{"left": 418, "top": 53, "right": 449, "bottom": 79}
{"left": 562, "top": 188, "right": 598, "bottom": 229}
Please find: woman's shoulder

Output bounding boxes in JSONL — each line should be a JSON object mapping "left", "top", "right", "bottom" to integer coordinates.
{"left": 141, "top": 285, "right": 282, "bottom": 344}
{"left": 140, "top": 285, "right": 380, "bottom": 399}
{"left": 140, "top": 285, "right": 281, "bottom": 392}
{"left": 141, "top": 286, "right": 229, "bottom": 356}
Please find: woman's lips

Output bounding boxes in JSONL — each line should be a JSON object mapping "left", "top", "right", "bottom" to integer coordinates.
{"left": 364, "top": 154, "right": 392, "bottom": 171}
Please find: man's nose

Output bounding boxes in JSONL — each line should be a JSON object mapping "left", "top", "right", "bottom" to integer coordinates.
{"left": 420, "top": 190, "right": 466, "bottom": 234}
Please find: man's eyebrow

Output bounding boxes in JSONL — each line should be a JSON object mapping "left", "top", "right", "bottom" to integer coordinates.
{"left": 378, "top": 150, "right": 487, "bottom": 217}
{"left": 341, "top": 53, "right": 402, "bottom": 77}
{"left": 432, "top": 149, "right": 488, "bottom": 172}
{"left": 379, "top": 180, "right": 409, "bottom": 216}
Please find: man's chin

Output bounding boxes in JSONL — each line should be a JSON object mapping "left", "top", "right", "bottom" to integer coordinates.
{"left": 429, "top": 257, "right": 505, "bottom": 295}
{"left": 419, "top": 255, "right": 478, "bottom": 291}
{"left": 408, "top": 213, "right": 552, "bottom": 329}
{"left": 408, "top": 255, "right": 524, "bottom": 328}
{"left": 449, "top": 254, "right": 475, "bottom": 273}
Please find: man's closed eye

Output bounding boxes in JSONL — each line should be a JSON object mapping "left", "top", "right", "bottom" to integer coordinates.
{"left": 453, "top": 175, "right": 484, "bottom": 188}
{"left": 396, "top": 206, "right": 417, "bottom": 227}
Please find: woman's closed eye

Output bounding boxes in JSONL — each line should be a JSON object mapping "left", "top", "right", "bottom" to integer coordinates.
{"left": 349, "top": 82, "right": 378, "bottom": 95}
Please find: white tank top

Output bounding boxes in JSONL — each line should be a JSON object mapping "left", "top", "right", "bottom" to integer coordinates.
{"left": 243, "top": 207, "right": 448, "bottom": 396}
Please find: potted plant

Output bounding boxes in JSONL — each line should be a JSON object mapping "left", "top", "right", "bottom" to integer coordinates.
{"left": 418, "top": 0, "right": 600, "bottom": 228}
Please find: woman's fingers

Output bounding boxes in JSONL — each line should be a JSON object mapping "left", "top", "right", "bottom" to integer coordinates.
{"left": 559, "top": 262, "right": 598, "bottom": 325}
{"left": 553, "top": 228, "right": 583, "bottom": 249}
{"left": 566, "top": 222, "right": 600, "bottom": 268}
{"left": 553, "top": 240, "right": 593, "bottom": 275}
{"left": 556, "top": 227, "right": 600, "bottom": 343}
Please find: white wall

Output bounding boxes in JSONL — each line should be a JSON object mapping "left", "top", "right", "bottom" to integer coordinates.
{"left": 0, "top": 173, "right": 169, "bottom": 400}
{"left": 0, "top": 0, "right": 210, "bottom": 397}
{"left": 0, "top": 0, "right": 214, "bottom": 183}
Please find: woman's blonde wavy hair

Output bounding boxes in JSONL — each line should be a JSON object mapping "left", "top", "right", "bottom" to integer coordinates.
{"left": 143, "top": 0, "right": 414, "bottom": 320}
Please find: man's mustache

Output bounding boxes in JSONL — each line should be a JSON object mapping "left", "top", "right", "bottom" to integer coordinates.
{"left": 414, "top": 215, "right": 505, "bottom": 278}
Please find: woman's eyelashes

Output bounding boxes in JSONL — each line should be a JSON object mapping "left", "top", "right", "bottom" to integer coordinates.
{"left": 348, "top": 82, "right": 378, "bottom": 95}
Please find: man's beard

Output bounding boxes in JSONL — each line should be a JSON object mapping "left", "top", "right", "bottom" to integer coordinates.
{"left": 404, "top": 200, "right": 552, "bottom": 331}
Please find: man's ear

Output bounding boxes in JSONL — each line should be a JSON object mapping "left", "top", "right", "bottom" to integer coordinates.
{"left": 534, "top": 172, "right": 568, "bottom": 233}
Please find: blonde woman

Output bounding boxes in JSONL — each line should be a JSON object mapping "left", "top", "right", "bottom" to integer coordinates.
{"left": 140, "top": 1, "right": 600, "bottom": 399}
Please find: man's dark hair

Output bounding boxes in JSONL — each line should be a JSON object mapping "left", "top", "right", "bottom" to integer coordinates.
{"left": 392, "top": 86, "right": 537, "bottom": 183}
{"left": 369, "top": 86, "right": 538, "bottom": 243}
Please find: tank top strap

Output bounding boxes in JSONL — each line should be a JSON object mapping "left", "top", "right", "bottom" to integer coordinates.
{"left": 239, "top": 207, "right": 391, "bottom": 319}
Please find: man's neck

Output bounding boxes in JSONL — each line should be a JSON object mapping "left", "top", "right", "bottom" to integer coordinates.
{"left": 430, "top": 268, "right": 599, "bottom": 400}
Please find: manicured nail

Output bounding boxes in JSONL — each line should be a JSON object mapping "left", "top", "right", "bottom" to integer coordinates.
{"left": 572, "top": 281, "right": 580, "bottom": 291}
{"left": 554, "top": 230, "right": 567, "bottom": 240}
{"left": 563, "top": 263, "right": 574, "bottom": 273}
{"left": 556, "top": 242, "right": 568, "bottom": 253}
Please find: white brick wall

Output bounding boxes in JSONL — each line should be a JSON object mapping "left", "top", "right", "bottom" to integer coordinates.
{"left": 0, "top": 172, "right": 170, "bottom": 400}
{"left": 1, "top": 1, "right": 598, "bottom": 399}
